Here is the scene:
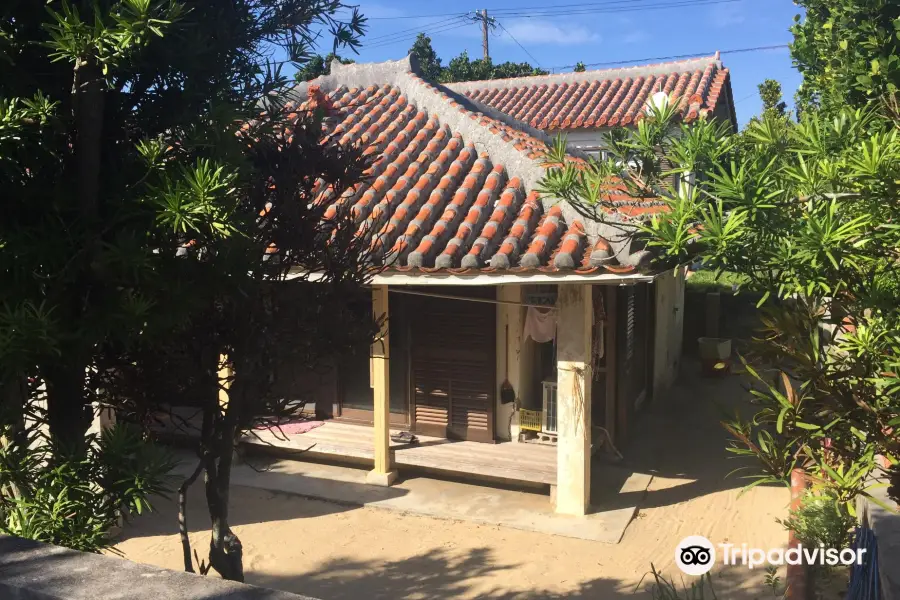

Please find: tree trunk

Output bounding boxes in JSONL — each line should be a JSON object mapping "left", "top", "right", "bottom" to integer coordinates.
{"left": 204, "top": 449, "right": 243, "bottom": 582}
{"left": 73, "top": 55, "right": 105, "bottom": 218}
{"left": 203, "top": 369, "right": 244, "bottom": 582}
{"left": 0, "top": 373, "right": 27, "bottom": 442}
{"left": 178, "top": 459, "right": 205, "bottom": 573}
{"left": 44, "top": 362, "right": 92, "bottom": 453}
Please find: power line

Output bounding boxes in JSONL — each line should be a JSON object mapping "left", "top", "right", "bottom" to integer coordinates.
{"left": 365, "top": 22, "right": 473, "bottom": 50}
{"left": 546, "top": 43, "right": 790, "bottom": 72}
{"left": 347, "top": 10, "right": 467, "bottom": 21}
{"left": 338, "top": 0, "right": 746, "bottom": 20}
{"left": 487, "top": 0, "right": 742, "bottom": 19}
{"left": 359, "top": 0, "right": 741, "bottom": 51}
{"left": 496, "top": 21, "right": 542, "bottom": 67}
{"left": 340, "top": 0, "right": 757, "bottom": 53}
{"left": 490, "top": 0, "right": 723, "bottom": 11}
{"left": 364, "top": 16, "right": 467, "bottom": 44}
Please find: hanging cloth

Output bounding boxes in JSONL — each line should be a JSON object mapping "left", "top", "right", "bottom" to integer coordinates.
{"left": 524, "top": 306, "right": 557, "bottom": 343}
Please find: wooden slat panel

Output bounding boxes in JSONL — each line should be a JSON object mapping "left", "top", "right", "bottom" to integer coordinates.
{"left": 410, "top": 292, "right": 495, "bottom": 441}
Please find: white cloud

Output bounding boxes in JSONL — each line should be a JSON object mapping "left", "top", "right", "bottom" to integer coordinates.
{"left": 710, "top": 4, "right": 746, "bottom": 27}
{"left": 623, "top": 30, "right": 649, "bottom": 44}
{"left": 500, "top": 19, "right": 601, "bottom": 46}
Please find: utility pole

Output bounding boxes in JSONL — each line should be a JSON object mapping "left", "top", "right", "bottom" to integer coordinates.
{"left": 481, "top": 9, "right": 490, "bottom": 61}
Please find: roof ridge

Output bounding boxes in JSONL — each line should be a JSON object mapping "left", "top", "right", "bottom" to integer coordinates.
{"left": 397, "top": 70, "right": 551, "bottom": 191}
{"left": 397, "top": 70, "right": 613, "bottom": 246}
{"left": 284, "top": 55, "right": 417, "bottom": 104}
{"left": 445, "top": 54, "right": 723, "bottom": 93}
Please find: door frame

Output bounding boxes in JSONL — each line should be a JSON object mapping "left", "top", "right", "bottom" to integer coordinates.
{"left": 408, "top": 288, "right": 497, "bottom": 443}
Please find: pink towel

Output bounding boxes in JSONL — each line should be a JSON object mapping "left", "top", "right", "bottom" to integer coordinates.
{"left": 254, "top": 419, "right": 324, "bottom": 435}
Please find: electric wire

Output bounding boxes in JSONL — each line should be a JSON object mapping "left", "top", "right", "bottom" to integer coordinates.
{"left": 495, "top": 21, "right": 543, "bottom": 67}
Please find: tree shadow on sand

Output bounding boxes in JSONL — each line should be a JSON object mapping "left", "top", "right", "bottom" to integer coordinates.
{"left": 246, "top": 545, "right": 778, "bottom": 600}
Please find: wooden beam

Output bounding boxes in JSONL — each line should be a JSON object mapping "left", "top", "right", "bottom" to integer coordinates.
{"left": 604, "top": 287, "right": 617, "bottom": 445}
{"left": 366, "top": 285, "right": 397, "bottom": 486}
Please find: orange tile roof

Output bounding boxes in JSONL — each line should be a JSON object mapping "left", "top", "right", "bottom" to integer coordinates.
{"left": 448, "top": 55, "right": 733, "bottom": 131}
{"left": 279, "top": 57, "right": 670, "bottom": 275}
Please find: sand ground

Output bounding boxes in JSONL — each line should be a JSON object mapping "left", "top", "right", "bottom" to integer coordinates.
{"left": 113, "top": 368, "right": 791, "bottom": 600}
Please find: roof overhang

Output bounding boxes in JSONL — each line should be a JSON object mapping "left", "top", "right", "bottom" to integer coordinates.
{"left": 291, "top": 268, "right": 656, "bottom": 286}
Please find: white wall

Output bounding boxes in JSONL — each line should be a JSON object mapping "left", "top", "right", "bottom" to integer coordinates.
{"left": 495, "top": 285, "right": 525, "bottom": 441}
{"left": 559, "top": 128, "right": 605, "bottom": 156}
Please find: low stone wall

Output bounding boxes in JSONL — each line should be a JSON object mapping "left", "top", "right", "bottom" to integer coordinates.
{"left": 0, "top": 535, "right": 319, "bottom": 600}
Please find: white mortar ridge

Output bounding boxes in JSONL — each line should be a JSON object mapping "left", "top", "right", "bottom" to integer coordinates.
{"left": 445, "top": 55, "right": 723, "bottom": 94}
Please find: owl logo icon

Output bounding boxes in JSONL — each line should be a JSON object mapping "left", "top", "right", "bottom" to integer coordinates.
{"left": 675, "top": 536, "right": 716, "bottom": 575}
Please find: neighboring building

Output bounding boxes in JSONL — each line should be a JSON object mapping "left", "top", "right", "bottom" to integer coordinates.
{"left": 264, "top": 54, "right": 736, "bottom": 515}
{"left": 446, "top": 52, "right": 736, "bottom": 156}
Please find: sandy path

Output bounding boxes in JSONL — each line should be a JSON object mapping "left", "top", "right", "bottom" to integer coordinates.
{"left": 113, "top": 370, "right": 790, "bottom": 599}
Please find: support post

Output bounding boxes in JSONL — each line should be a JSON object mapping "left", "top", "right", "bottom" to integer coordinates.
{"left": 367, "top": 285, "right": 397, "bottom": 486}
{"left": 481, "top": 9, "right": 490, "bottom": 61}
{"left": 555, "top": 284, "right": 593, "bottom": 516}
{"left": 604, "top": 287, "right": 617, "bottom": 445}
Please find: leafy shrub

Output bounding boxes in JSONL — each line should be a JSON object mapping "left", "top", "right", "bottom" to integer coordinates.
{"left": 778, "top": 490, "right": 857, "bottom": 550}
{"left": 640, "top": 564, "right": 784, "bottom": 600}
{"left": 0, "top": 422, "right": 176, "bottom": 553}
{"left": 685, "top": 270, "right": 750, "bottom": 294}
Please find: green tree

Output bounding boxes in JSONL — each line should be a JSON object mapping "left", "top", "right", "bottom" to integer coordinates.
{"left": 539, "top": 103, "right": 900, "bottom": 511}
{"left": 758, "top": 78, "right": 787, "bottom": 116}
{"left": 0, "top": 0, "right": 368, "bottom": 568}
{"left": 439, "top": 50, "right": 547, "bottom": 83}
{"left": 574, "top": 61, "right": 586, "bottom": 72}
{"left": 791, "top": 0, "right": 900, "bottom": 114}
{"left": 407, "top": 34, "right": 547, "bottom": 83}
{"left": 295, "top": 52, "right": 355, "bottom": 82}
{"left": 410, "top": 33, "right": 443, "bottom": 82}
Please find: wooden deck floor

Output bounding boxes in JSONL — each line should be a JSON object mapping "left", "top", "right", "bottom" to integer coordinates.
{"left": 243, "top": 421, "right": 557, "bottom": 486}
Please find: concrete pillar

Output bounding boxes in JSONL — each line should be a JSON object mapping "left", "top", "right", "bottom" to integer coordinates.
{"left": 555, "top": 283, "right": 593, "bottom": 516}
{"left": 366, "top": 285, "right": 397, "bottom": 486}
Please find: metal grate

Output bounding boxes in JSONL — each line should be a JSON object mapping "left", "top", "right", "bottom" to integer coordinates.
{"left": 542, "top": 381, "right": 558, "bottom": 433}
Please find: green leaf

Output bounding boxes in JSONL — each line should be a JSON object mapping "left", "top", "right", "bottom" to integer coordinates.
{"left": 776, "top": 406, "right": 789, "bottom": 433}
{"left": 795, "top": 422, "right": 821, "bottom": 431}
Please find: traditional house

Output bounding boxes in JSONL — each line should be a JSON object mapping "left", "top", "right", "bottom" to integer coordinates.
{"left": 260, "top": 53, "right": 736, "bottom": 515}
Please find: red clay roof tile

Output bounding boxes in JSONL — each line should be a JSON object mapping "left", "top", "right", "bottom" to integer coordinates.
{"left": 451, "top": 56, "right": 732, "bottom": 130}
{"left": 280, "top": 59, "right": 680, "bottom": 274}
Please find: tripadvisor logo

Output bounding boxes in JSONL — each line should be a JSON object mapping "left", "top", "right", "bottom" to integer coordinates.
{"left": 675, "top": 536, "right": 868, "bottom": 575}
{"left": 675, "top": 535, "right": 716, "bottom": 576}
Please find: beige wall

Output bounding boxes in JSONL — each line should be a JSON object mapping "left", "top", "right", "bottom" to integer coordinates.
{"left": 495, "top": 285, "right": 525, "bottom": 441}
{"left": 652, "top": 268, "right": 686, "bottom": 399}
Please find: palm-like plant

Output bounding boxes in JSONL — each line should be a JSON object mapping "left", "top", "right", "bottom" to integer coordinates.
{"left": 539, "top": 101, "right": 900, "bottom": 510}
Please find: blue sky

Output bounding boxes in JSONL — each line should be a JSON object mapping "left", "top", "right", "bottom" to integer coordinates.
{"left": 311, "top": 0, "right": 804, "bottom": 127}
